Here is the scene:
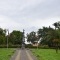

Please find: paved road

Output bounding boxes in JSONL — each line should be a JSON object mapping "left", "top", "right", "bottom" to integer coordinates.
{"left": 20, "top": 49, "right": 29, "bottom": 60}
{"left": 10, "top": 49, "right": 20, "bottom": 60}
{"left": 11, "top": 48, "right": 37, "bottom": 60}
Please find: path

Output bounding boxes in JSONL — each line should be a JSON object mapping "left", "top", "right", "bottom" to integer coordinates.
{"left": 10, "top": 49, "right": 20, "bottom": 60}
{"left": 11, "top": 48, "right": 37, "bottom": 60}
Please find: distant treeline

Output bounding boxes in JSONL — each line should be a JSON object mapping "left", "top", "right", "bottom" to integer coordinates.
{"left": 0, "top": 21, "right": 60, "bottom": 49}
{"left": 0, "top": 28, "right": 23, "bottom": 47}
{"left": 27, "top": 21, "right": 60, "bottom": 48}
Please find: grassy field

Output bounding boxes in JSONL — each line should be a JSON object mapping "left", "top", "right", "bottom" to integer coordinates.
{"left": 31, "top": 49, "right": 60, "bottom": 60}
{"left": 0, "top": 48, "right": 15, "bottom": 60}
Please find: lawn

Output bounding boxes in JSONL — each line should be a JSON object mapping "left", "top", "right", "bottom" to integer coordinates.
{"left": 31, "top": 49, "right": 60, "bottom": 60}
{"left": 0, "top": 48, "right": 15, "bottom": 60}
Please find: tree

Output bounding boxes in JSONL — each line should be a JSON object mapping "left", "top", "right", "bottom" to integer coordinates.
{"left": 27, "top": 31, "right": 37, "bottom": 44}
{"left": 9, "top": 30, "right": 23, "bottom": 45}
{"left": 38, "top": 27, "right": 54, "bottom": 46}
{"left": 53, "top": 21, "right": 60, "bottom": 29}
{"left": 53, "top": 22, "right": 60, "bottom": 53}
{"left": 0, "top": 28, "right": 6, "bottom": 45}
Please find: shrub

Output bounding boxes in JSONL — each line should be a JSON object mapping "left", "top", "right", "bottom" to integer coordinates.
{"left": 0, "top": 45, "right": 21, "bottom": 48}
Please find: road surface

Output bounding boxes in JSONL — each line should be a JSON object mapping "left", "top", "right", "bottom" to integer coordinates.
{"left": 11, "top": 48, "right": 37, "bottom": 60}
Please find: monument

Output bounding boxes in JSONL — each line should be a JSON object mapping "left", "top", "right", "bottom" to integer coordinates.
{"left": 21, "top": 29, "right": 25, "bottom": 49}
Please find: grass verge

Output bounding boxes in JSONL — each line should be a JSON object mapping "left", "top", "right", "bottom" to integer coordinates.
{"left": 31, "top": 49, "right": 60, "bottom": 60}
{"left": 0, "top": 48, "right": 16, "bottom": 60}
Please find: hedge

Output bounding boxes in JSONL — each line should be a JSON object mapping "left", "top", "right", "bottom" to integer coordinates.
{"left": 0, "top": 45, "right": 21, "bottom": 48}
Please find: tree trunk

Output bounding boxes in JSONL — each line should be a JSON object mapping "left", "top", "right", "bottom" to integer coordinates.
{"left": 56, "top": 43, "right": 58, "bottom": 53}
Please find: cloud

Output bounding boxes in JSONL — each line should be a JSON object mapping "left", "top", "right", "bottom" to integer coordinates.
{"left": 0, "top": 15, "right": 23, "bottom": 31}
{"left": 0, "top": 0, "right": 60, "bottom": 19}
{"left": 0, "top": 0, "right": 60, "bottom": 34}
{"left": 0, "top": 0, "right": 47, "bottom": 17}
{"left": 21, "top": 0, "right": 60, "bottom": 19}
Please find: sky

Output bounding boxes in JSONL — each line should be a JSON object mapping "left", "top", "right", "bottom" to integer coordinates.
{"left": 0, "top": 0, "right": 60, "bottom": 34}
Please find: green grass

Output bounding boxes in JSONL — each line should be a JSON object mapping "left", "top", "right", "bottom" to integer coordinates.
{"left": 31, "top": 49, "right": 60, "bottom": 60}
{"left": 0, "top": 48, "right": 15, "bottom": 60}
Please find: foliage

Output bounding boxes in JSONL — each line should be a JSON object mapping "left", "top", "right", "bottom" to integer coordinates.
{"left": 25, "top": 44, "right": 38, "bottom": 48}
{"left": 0, "top": 28, "right": 23, "bottom": 47}
{"left": 27, "top": 31, "right": 38, "bottom": 43}
{"left": 53, "top": 21, "right": 60, "bottom": 29}
{"left": 38, "top": 27, "right": 54, "bottom": 46}
{"left": 0, "top": 21, "right": 60, "bottom": 48}
{"left": 0, "top": 28, "right": 6, "bottom": 45}
{"left": 38, "top": 26, "right": 60, "bottom": 49}
{"left": 0, "top": 45, "right": 21, "bottom": 48}
{"left": 9, "top": 30, "right": 23, "bottom": 45}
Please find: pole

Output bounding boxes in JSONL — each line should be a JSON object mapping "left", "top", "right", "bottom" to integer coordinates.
{"left": 23, "top": 29, "right": 25, "bottom": 42}
{"left": 37, "top": 42, "right": 38, "bottom": 49}
{"left": 7, "top": 35, "right": 8, "bottom": 48}
{"left": 7, "top": 29, "right": 9, "bottom": 49}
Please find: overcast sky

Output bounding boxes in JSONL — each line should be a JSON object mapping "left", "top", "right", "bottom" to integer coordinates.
{"left": 0, "top": 0, "right": 60, "bottom": 34}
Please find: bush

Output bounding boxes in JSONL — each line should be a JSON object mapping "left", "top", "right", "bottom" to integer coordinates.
{"left": 0, "top": 45, "right": 7, "bottom": 48}
{"left": 8, "top": 45, "right": 21, "bottom": 48}
{"left": 0, "top": 45, "right": 21, "bottom": 48}
{"left": 39, "top": 45, "right": 49, "bottom": 49}
{"left": 25, "top": 44, "right": 37, "bottom": 48}
{"left": 25, "top": 44, "right": 50, "bottom": 49}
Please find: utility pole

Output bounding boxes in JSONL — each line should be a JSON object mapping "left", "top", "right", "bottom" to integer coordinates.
{"left": 6, "top": 29, "right": 9, "bottom": 49}
{"left": 23, "top": 29, "right": 25, "bottom": 42}
{"left": 22, "top": 29, "right": 25, "bottom": 49}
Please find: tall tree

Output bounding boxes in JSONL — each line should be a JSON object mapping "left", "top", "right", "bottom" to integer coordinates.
{"left": 9, "top": 30, "right": 23, "bottom": 45}
{"left": 0, "top": 28, "right": 6, "bottom": 45}
{"left": 27, "top": 31, "right": 37, "bottom": 44}
{"left": 53, "top": 22, "right": 60, "bottom": 53}
{"left": 38, "top": 27, "right": 54, "bottom": 46}
{"left": 53, "top": 21, "right": 60, "bottom": 29}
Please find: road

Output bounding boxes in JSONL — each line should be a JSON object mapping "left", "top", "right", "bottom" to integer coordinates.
{"left": 11, "top": 48, "right": 37, "bottom": 60}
